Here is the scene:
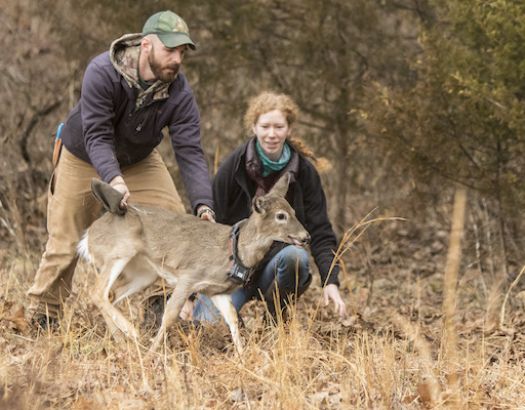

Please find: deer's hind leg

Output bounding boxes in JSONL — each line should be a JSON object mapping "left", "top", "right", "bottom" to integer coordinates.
{"left": 112, "top": 255, "right": 159, "bottom": 305}
{"left": 92, "top": 256, "right": 140, "bottom": 340}
{"left": 149, "top": 276, "right": 193, "bottom": 353}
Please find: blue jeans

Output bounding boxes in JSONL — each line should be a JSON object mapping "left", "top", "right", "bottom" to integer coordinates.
{"left": 193, "top": 245, "right": 311, "bottom": 322}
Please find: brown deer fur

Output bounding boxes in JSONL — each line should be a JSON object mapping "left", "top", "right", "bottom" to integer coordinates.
{"left": 77, "top": 174, "right": 310, "bottom": 354}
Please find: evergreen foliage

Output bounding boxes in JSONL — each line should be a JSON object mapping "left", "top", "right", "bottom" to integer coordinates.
{"left": 366, "top": 0, "right": 525, "bottom": 212}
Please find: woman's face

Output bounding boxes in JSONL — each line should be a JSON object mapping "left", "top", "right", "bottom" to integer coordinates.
{"left": 252, "top": 109, "right": 291, "bottom": 161}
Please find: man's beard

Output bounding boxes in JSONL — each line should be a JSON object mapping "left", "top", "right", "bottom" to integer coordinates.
{"left": 148, "top": 46, "right": 180, "bottom": 83}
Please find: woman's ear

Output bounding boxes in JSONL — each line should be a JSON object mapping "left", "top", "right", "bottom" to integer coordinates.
{"left": 252, "top": 124, "right": 257, "bottom": 136}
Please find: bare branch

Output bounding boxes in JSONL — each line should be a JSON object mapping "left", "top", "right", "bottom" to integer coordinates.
{"left": 19, "top": 100, "right": 62, "bottom": 163}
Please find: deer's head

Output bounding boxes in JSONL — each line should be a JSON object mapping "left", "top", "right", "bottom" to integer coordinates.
{"left": 251, "top": 173, "right": 311, "bottom": 247}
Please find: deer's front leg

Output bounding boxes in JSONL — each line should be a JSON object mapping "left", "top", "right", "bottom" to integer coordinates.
{"left": 211, "top": 293, "right": 243, "bottom": 355}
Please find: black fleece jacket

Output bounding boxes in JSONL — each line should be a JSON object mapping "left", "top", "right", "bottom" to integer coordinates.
{"left": 213, "top": 138, "right": 340, "bottom": 287}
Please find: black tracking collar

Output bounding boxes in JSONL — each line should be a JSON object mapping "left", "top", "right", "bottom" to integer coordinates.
{"left": 228, "top": 220, "right": 255, "bottom": 284}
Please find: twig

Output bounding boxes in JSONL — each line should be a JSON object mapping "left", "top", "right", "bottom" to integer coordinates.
{"left": 9, "top": 333, "right": 36, "bottom": 343}
{"left": 126, "top": 299, "right": 150, "bottom": 392}
{"left": 499, "top": 265, "right": 525, "bottom": 328}
{"left": 441, "top": 186, "right": 467, "bottom": 407}
{"left": 19, "top": 100, "right": 62, "bottom": 163}
{"left": 393, "top": 314, "right": 441, "bottom": 406}
{"left": 0, "top": 216, "right": 16, "bottom": 237}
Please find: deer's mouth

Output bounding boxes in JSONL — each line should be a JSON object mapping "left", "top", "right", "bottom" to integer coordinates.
{"left": 288, "top": 235, "right": 310, "bottom": 247}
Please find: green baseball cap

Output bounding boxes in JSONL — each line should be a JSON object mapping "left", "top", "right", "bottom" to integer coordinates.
{"left": 142, "top": 11, "right": 196, "bottom": 50}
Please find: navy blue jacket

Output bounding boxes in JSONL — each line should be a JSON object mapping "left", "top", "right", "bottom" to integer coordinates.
{"left": 60, "top": 51, "right": 213, "bottom": 212}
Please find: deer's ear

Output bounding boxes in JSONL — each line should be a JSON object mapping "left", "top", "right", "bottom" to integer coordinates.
{"left": 91, "top": 178, "right": 126, "bottom": 216}
{"left": 269, "top": 172, "right": 290, "bottom": 198}
{"left": 252, "top": 196, "right": 267, "bottom": 214}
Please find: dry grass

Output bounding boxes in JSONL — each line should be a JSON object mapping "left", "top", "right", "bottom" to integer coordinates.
{"left": 1, "top": 211, "right": 525, "bottom": 409}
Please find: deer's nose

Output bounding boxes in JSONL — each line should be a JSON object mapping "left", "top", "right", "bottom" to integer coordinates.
{"left": 301, "top": 233, "right": 311, "bottom": 246}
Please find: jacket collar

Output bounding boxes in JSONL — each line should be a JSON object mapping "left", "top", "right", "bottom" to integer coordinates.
{"left": 244, "top": 137, "right": 299, "bottom": 196}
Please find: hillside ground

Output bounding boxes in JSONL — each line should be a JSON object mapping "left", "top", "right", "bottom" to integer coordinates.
{"left": 1, "top": 197, "right": 524, "bottom": 409}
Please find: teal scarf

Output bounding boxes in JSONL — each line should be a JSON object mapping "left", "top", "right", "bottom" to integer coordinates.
{"left": 255, "top": 140, "right": 291, "bottom": 177}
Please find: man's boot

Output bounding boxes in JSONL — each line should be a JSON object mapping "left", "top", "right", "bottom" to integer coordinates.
{"left": 27, "top": 299, "right": 61, "bottom": 331}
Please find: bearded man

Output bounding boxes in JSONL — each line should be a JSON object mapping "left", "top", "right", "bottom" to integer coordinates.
{"left": 28, "top": 10, "right": 215, "bottom": 327}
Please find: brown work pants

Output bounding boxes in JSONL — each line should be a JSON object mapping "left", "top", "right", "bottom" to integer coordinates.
{"left": 27, "top": 147, "right": 185, "bottom": 316}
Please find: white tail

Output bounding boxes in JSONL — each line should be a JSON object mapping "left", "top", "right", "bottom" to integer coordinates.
{"left": 79, "top": 173, "right": 310, "bottom": 354}
{"left": 77, "top": 232, "right": 91, "bottom": 264}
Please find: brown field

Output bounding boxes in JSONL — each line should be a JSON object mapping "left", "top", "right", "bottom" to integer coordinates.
{"left": 1, "top": 199, "right": 525, "bottom": 410}
{"left": 2, "top": 1, "right": 524, "bottom": 408}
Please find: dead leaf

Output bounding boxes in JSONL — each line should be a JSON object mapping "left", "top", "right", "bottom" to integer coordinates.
{"left": 417, "top": 381, "right": 434, "bottom": 407}
{"left": 71, "top": 397, "right": 98, "bottom": 410}
{"left": 4, "top": 306, "right": 29, "bottom": 334}
{"left": 515, "top": 291, "right": 525, "bottom": 310}
{"left": 341, "top": 315, "right": 358, "bottom": 328}
{"left": 229, "top": 387, "right": 244, "bottom": 402}
{"left": 403, "top": 394, "right": 418, "bottom": 404}
{"left": 328, "top": 392, "right": 342, "bottom": 406}
{"left": 357, "top": 287, "right": 369, "bottom": 307}
{"left": 308, "top": 391, "right": 329, "bottom": 405}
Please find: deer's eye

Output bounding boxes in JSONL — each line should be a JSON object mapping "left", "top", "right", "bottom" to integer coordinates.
{"left": 276, "top": 212, "right": 288, "bottom": 221}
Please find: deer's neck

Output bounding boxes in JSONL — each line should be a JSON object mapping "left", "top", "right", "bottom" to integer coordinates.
{"left": 236, "top": 219, "right": 274, "bottom": 268}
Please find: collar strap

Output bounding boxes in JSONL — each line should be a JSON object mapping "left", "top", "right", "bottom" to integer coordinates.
{"left": 228, "top": 219, "right": 255, "bottom": 284}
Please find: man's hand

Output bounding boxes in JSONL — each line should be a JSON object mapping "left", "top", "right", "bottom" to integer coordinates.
{"left": 323, "top": 283, "right": 347, "bottom": 318}
{"left": 109, "top": 175, "right": 130, "bottom": 209}
{"left": 197, "top": 205, "right": 216, "bottom": 223}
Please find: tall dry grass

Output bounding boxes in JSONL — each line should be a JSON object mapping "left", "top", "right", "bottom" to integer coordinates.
{"left": 1, "top": 204, "right": 525, "bottom": 409}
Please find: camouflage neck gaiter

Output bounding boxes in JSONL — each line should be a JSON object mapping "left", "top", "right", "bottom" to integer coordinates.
{"left": 109, "top": 33, "right": 171, "bottom": 110}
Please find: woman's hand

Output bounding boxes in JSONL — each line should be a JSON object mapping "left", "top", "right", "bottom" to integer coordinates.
{"left": 323, "top": 284, "right": 347, "bottom": 318}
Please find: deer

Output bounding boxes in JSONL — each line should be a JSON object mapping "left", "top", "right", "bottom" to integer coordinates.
{"left": 77, "top": 173, "right": 310, "bottom": 355}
